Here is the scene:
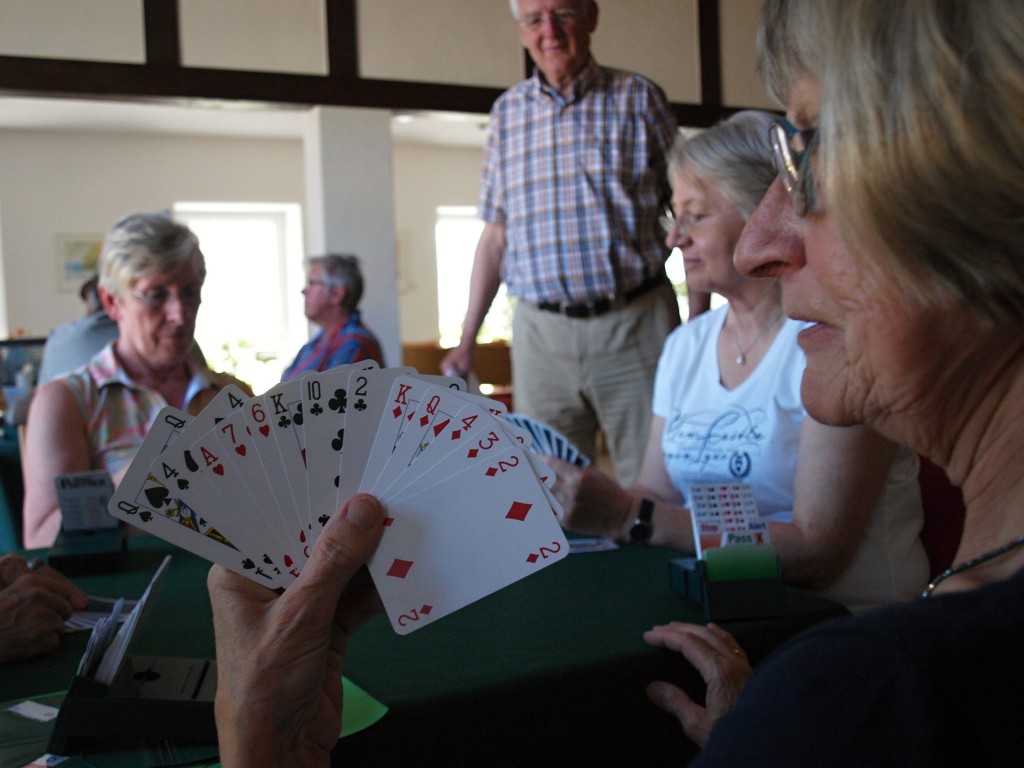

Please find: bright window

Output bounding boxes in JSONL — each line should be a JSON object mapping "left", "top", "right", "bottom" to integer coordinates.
{"left": 665, "top": 248, "right": 726, "bottom": 319}
{"left": 173, "top": 202, "right": 306, "bottom": 395}
{"left": 435, "top": 206, "right": 513, "bottom": 347}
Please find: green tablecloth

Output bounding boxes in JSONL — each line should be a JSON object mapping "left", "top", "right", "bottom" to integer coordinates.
{"left": 0, "top": 537, "right": 847, "bottom": 767}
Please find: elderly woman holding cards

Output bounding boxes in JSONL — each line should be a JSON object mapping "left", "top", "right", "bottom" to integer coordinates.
{"left": 21, "top": 212, "right": 250, "bottom": 548}
{"left": 543, "top": 110, "right": 927, "bottom": 613}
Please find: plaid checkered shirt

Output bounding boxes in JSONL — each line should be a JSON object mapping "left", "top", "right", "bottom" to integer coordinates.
{"left": 478, "top": 57, "right": 677, "bottom": 306}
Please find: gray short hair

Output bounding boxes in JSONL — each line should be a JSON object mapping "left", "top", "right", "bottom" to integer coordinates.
{"left": 308, "top": 253, "right": 364, "bottom": 314}
{"left": 98, "top": 211, "right": 205, "bottom": 297}
{"left": 508, "top": 0, "right": 594, "bottom": 18}
{"left": 668, "top": 111, "right": 777, "bottom": 220}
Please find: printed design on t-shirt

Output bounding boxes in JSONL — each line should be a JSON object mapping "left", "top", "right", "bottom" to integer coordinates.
{"left": 663, "top": 406, "right": 768, "bottom": 479}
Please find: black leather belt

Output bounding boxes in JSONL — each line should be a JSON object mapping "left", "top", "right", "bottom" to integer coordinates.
{"left": 535, "top": 276, "right": 666, "bottom": 319}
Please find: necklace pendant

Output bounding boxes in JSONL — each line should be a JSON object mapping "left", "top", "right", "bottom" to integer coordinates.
{"left": 736, "top": 353, "right": 746, "bottom": 365}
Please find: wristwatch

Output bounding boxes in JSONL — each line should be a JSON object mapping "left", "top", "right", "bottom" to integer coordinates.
{"left": 628, "top": 498, "right": 655, "bottom": 544}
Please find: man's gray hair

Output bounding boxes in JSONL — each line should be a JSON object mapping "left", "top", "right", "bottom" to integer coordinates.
{"left": 508, "top": 0, "right": 593, "bottom": 18}
{"left": 308, "top": 252, "right": 365, "bottom": 314}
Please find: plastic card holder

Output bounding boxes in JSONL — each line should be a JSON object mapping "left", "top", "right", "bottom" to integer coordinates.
{"left": 670, "top": 544, "right": 785, "bottom": 622}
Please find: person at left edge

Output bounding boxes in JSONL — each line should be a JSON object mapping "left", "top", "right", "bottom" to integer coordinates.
{"left": 21, "top": 211, "right": 253, "bottom": 549}
{"left": 281, "top": 253, "right": 385, "bottom": 382}
{"left": 0, "top": 553, "right": 87, "bottom": 664}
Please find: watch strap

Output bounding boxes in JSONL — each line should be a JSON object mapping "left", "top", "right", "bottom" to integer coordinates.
{"left": 629, "top": 498, "right": 655, "bottom": 544}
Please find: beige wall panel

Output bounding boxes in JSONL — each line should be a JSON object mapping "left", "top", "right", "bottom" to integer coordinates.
{"left": 720, "top": 0, "right": 774, "bottom": 109}
{"left": 591, "top": 0, "right": 700, "bottom": 104}
{"left": 179, "top": 0, "right": 328, "bottom": 75}
{"left": 357, "top": 0, "right": 522, "bottom": 89}
{"left": 0, "top": 127, "right": 303, "bottom": 338}
{"left": 0, "top": 0, "right": 144, "bottom": 63}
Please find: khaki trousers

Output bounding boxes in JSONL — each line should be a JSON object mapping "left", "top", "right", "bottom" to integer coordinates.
{"left": 511, "top": 284, "right": 680, "bottom": 485}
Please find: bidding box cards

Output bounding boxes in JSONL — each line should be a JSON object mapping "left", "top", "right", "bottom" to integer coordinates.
{"left": 688, "top": 482, "right": 771, "bottom": 558}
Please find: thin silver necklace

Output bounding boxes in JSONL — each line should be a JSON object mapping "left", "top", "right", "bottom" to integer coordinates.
{"left": 921, "top": 531, "right": 1024, "bottom": 597}
{"left": 729, "top": 308, "right": 785, "bottom": 365}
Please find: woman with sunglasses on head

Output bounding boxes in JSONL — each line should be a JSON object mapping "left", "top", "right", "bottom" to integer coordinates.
{"left": 644, "top": 1, "right": 1024, "bottom": 764}
{"left": 22, "top": 211, "right": 252, "bottom": 548}
{"left": 542, "top": 110, "right": 927, "bottom": 614}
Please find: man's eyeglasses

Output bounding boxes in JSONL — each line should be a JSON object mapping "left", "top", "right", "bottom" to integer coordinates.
{"left": 130, "top": 285, "right": 202, "bottom": 311}
{"left": 770, "top": 119, "right": 819, "bottom": 217}
{"left": 516, "top": 7, "right": 582, "bottom": 31}
{"left": 304, "top": 279, "right": 328, "bottom": 290}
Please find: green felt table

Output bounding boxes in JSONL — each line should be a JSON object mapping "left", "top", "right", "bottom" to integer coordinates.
{"left": 1, "top": 537, "right": 848, "bottom": 767}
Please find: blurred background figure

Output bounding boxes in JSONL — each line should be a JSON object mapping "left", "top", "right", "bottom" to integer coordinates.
{"left": 37, "top": 275, "right": 119, "bottom": 386}
{"left": 281, "top": 252, "right": 384, "bottom": 381}
{"left": 21, "top": 211, "right": 251, "bottom": 548}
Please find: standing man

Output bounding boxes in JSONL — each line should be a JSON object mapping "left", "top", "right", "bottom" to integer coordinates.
{"left": 442, "top": 0, "right": 681, "bottom": 485}
{"left": 282, "top": 253, "right": 384, "bottom": 382}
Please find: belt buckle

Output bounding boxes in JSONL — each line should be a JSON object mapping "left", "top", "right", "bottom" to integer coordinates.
{"left": 567, "top": 297, "right": 618, "bottom": 318}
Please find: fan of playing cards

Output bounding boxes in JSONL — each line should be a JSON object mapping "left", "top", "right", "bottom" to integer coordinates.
{"left": 108, "top": 364, "right": 570, "bottom": 635}
{"left": 504, "top": 412, "right": 591, "bottom": 468}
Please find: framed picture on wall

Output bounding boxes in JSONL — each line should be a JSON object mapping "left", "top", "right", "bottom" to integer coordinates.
{"left": 55, "top": 233, "right": 103, "bottom": 292}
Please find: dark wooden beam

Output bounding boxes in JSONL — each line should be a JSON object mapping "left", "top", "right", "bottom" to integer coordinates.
{"left": 143, "top": 0, "right": 181, "bottom": 68}
{"left": 697, "top": 0, "right": 722, "bottom": 108}
{"left": 327, "top": 0, "right": 359, "bottom": 81}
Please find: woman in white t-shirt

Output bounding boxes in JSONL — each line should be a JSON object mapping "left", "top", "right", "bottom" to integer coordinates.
{"left": 544, "top": 111, "right": 927, "bottom": 612}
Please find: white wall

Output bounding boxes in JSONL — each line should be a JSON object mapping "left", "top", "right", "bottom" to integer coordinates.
{"left": 0, "top": 128, "right": 305, "bottom": 339}
{"left": 0, "top": 123, "right": 483, "bottom": 359}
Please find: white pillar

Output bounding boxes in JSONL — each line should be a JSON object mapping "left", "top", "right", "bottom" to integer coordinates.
{"left": 303, "top": 106, "right": 400, "bottom": 367}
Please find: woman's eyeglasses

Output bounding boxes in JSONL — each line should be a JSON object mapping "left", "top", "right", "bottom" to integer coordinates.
{"left": 130, "top": 285, "right": 202, "bottom": 311}
{"left": 770, "top": 119, "right": 819, "bottom": 217}
{"left": 659, "top": 212, "right": 708, "bottom": 239}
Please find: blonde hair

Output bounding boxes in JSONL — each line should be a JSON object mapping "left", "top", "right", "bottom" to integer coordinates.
{"left": 756, "top": 0, "right": 833, "bottom": 110}
{"left": 758, "top": 0, "right": 1024, "bottom": 323}
{"left": 821, "top": 0, "right": 1024, "bottom": 322}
